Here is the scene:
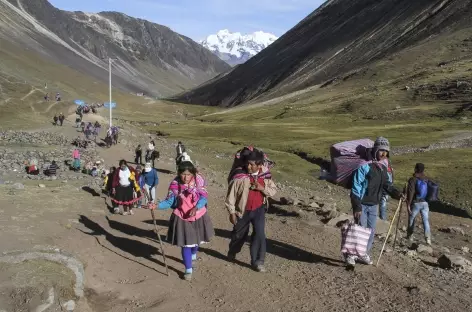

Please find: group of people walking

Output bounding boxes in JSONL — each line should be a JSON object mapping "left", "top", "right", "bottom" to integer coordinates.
{"left": 104, "top": 137, "right": 433, "bottom": 279}
{"left": 53, "top": 113, "right": 65, "bottom": 126}
{"left": 108, "top": 141, "right": 277, "bottom": 281}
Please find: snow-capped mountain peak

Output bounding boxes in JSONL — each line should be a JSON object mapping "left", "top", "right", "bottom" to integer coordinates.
{"left": 200, "top": 29, "right": 278, "bottom": 66}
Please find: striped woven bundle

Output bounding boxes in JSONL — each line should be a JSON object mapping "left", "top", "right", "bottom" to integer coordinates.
{"left": 340, "top": 222, "right": 372, "bottom": 257}
{"left": 329, "top": 138, "right": 388, "bottom": 188}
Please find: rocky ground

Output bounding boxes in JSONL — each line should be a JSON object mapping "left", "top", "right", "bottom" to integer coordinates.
{"left": 0, "top": 115, "right": 471, "bottom": 311}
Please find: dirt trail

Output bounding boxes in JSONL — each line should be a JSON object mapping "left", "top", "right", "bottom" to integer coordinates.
{"left": 0, "top": 118, "right": 471, "bottom": 311}
{"left": 21, "top": 86, "right": 41, "bottom": 101}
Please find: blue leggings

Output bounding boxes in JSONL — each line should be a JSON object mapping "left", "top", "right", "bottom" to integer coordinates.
{"left": 181, "top": 246, "right": 198, "bottom": 273}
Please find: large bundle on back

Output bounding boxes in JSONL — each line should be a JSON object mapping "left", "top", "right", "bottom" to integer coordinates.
{"left": 329, "top": 138, "right": 374, "bottom": 188}
{"left": 227, "top": 146, "right": 275, "bottom": 183}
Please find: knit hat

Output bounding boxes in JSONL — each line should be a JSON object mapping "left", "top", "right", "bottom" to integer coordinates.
{"left": 374, "top": 136, "right": 390, "bottom": 152}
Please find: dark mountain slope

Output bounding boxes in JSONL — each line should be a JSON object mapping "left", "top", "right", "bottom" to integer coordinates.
{"left": 170, "top": 0, "right": 472, "bottom": 107}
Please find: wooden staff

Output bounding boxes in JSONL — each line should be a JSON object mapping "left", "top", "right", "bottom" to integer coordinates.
{"left": 143, "top": 188, "right": 169, "bottom": 276}
{"left": 376, "top": 198, "right": 403, "bottom": 267}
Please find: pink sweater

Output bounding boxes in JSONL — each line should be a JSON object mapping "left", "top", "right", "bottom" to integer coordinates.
{"left": 173, "top": 193, "right": 207, "bottom": 222}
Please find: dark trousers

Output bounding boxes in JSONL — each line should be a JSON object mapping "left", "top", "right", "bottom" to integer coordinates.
{"left": 135, "top": 153, "right": 142, "bottom": 165}
{"left": 228, "top": 206, "right": 266, "bottom": 266}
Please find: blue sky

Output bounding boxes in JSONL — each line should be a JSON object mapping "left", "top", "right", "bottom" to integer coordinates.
{"left": 48, "top": 0, "right": 324, "bottom": 41}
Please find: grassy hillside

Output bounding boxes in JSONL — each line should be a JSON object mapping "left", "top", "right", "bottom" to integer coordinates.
{"left": 1, "top": 24, "right": 471, "bottom": 217}
{"left": 138, "top": 34, "right": 472, "bottom": 215}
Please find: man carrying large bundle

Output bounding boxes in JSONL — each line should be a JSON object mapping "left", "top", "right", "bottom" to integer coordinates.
{"left": 346, "top": 137, "right": 404, "bottom": 267}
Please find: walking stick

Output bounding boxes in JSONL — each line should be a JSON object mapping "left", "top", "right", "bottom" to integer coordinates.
{"left": 392, "top": 183, "right": 407, "bottom": 250}
{"left": 376, "top": 198, "right": 403, "bottom": 267}
{"left": 143, "top": 188, "right": 169, "bottom": 276}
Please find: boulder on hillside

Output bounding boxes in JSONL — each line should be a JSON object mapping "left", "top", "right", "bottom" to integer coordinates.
{"left": 416, "top": 244, "right": 434, "bottom": 256}
{"left": 326, "top": 213, "right": 353, "bottom": 227}
{"left": 439, "top": 227, "right": 466, "bottom": 236}
{"left": 437, "top": 254, "right": 472, "bottom": 273}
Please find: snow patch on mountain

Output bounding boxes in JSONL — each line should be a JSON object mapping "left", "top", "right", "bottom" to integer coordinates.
{"left": 200, "top": 29, "right": 278, "bottom": 66}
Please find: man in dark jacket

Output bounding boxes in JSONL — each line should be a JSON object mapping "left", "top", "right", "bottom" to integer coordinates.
{"left": 406, "top": 163, "right": 431, "bottom": 245}
{"left": 348, "top": 137, "right": 404, "bottom": 267}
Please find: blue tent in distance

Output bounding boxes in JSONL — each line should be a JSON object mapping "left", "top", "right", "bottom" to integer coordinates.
{"left": 104, "top": 102, "right": 116, "bottom": 109}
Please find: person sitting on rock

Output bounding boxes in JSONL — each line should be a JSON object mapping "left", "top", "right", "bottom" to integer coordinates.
{"left": 27, "top": 159, "right": 40, "bottom": 175}
{"left": 348, "top": 137, "right": 405, "bottom": 267}
{"left": 45, "top": 160, "right": 58, "bottom": 176}
{"left": 72, "top": 149, "right": 81, "bottom": 172}
{"left": 91, "top": 161, "right": 100, "bottom": 177}
{"left": 406, "top": 163, "right": 431, "bottom": 245}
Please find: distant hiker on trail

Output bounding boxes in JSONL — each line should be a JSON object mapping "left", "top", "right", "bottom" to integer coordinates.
{"left": 53, "top": 115, "right": 58, "bottom": 126}
{"left": 347, "top": 137, "right": 404, "bottom": 267}
{"left": 93, "top": 121, "right": 101, "bottom": 141}
{"left": 75, "top": 116, "right": 81, "bottom": 128}
{"left": 44, "top": 93, "right": 49, "bottom": 101}
{"left": 176, "top": 141, "right": 186, "bottom": 158}
{"left": 134, "top": 165, "right": 145, "bottom": 208}
{"left": 135, "top": 144, "right": 142, "bottom": 165}
{"left": 225, "top": 149, "right": 277, "bottom": 273}
{"left": 55, "top": 92, "right": 61, "bottom": 101}
{"left": 111, "top": 160, "right": 142, "bottom": 215}
{"left": 379, "top": 157, "right": 394, "bottom": 221}
{"left": 111, "top": 126, "right": 119, "bottom": 145}
{"left": 145, "top": 140, "right": 158, "bottom": 168}
{"left": 141, "top": 162, "right": 159, "bottom": 207}
{"left": 147, "top": 161, "right": 214, "bottom": 281}
{"left": 406, "top": 163, "right": 432, "bottom": 245}
{"left": 176, "top": 151, "right": 192, "bottom": 171}
{"left": 85, "top": 122, "right": 93, "bottom": 140}
{"left": 45, "top": 160, "right": 58, "bottom": 176}
{"left": 58, "top": 113, "right": 65, "bottom": 126}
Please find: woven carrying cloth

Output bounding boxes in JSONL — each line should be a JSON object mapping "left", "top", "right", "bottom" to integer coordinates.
{"left": 340, "top": 221, "right": 372, "bottom": 257}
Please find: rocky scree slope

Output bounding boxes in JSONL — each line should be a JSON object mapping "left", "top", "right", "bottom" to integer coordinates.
{"left": 0, "top": 0, "right": 230, "bottom": 97}
{"left": 171, "top": 0, "right": 472, "bottom": 107}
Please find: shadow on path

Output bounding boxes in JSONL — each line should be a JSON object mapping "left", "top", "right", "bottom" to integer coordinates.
{"left": 78, "top": 215, "right": 180, "bottom": 276}
{"left": 429, "top": 201, "right": 471, "bottom": 219}
{"left": 141, "top": 219, "right": 344, "bottom": 267}
{"left": 82, "top": 186, "right": 101, "bottom": 197}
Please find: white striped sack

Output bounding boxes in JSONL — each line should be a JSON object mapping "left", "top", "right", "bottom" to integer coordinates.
{"left": 340, "top": 221, "right": 372, "bottom": 257}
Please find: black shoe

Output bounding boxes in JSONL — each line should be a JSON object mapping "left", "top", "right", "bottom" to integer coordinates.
{"left": 227, "top": 253, "right": 236, "bottom": 261}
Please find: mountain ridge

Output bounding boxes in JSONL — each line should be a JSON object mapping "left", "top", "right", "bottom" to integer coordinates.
{"left": 0, "top": 0, "right": 230, "bottom": 97}
{"left": 200, "top": 29, "right": 278, "bottom": 66}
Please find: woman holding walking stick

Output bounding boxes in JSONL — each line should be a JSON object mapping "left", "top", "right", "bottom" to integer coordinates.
{"left": 147, "top": 161, "right": 214, "bottom": 281}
